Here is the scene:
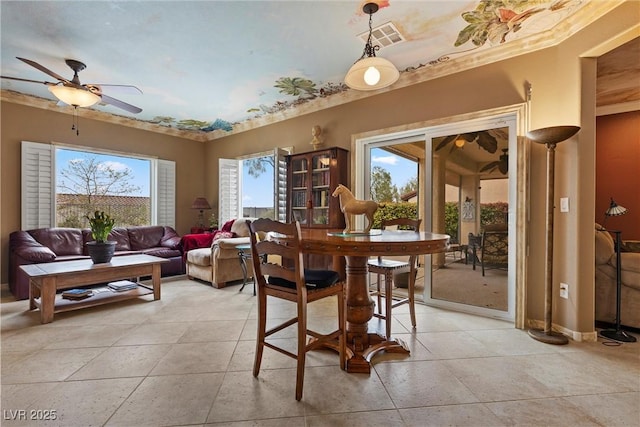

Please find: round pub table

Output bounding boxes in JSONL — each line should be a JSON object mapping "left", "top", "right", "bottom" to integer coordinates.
{"left": 294, "top": 228, "right": 449, "bottom": 373}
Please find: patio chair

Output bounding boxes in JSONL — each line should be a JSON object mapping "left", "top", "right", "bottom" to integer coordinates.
{"left": 480, "top": 223, "right": 509, "bottom": 276}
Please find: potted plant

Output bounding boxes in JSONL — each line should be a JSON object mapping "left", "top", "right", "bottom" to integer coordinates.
{"left": 86, "top": 210, "right": 116, "bottom": 263}
{"left": 209, "top": 213, "right": 218, "bottom": 230}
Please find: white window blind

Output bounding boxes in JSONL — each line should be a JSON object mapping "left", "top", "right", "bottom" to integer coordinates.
{"left": 274, "top": 147, "right": 288, "bottom": 222}
{"left": 156, "top": 159, "right": 176, "bottom": 228}
{"left": 21, "top": 141, "right": 55, "bottom": 229}
{"left": 219, "top": 158, "right": 241, "bottom": 224}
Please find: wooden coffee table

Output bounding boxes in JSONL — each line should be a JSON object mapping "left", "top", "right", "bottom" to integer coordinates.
{"left": 21, "top": 254, "right": 168, "bottom": 323}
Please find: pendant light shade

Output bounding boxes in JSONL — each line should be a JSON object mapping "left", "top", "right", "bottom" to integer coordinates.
{"left": 345, "top": 56, "right": 399, "bottom": 91}
{"left": 344, "top": 2, "right": 399, "bottom": 91}
{"left": 48, "top": 85, "right": 101, "bottom": 107}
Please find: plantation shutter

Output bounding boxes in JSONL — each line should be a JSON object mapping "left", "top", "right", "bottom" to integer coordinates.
{"left": 21, "top": 141, "right": 55, "bottom": 229}
{"left": 219, "top": 158, "right": 241, "bottom": 224}
{"left": 274, "top": 147, "right": 288, "bottom": 222}
{"left": 156, "top": 159, "right": 176, "bottom": 228}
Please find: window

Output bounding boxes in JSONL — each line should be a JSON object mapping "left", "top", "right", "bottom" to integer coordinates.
{"left": 219, "top": 148, "right": 288, "bottom": 224}
{"left": 21, "top": 141, "right": 175, "bottom": 229}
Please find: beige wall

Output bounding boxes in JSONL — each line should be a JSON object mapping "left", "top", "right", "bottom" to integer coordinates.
{"left": 1, "top": 2, "right": 637, "bottom": 336}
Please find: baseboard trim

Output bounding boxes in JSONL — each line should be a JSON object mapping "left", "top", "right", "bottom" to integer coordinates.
{"left": 526, "top": 319, "right": 598, "bottom": 342}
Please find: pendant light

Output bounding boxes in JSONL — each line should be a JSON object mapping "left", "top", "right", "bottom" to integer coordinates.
{"left": 344, "top": 2, "right": 399, "bottom": 91}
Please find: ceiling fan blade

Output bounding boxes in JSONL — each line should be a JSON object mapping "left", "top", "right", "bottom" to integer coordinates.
{"left": 0, "top": 75, "right": 56, "bottom": 85}
{"left": 87, "top": 84, "right": 143, "bottom": 95}
{"left": 100, "top": 93, "right": 142, "bottom": 114}
{"left": 16, "top": 57, "right": 70, "bottom": 84}
{"left": 480, "top": 161, "right": 499, "bottom": 172}
{"left": 498, "top": 160, "right": 509, "bottom": 174}
{"left": 461, "top": 132, "right": 478, "bottom": 142}
{"left": 476, "top": 131, "right": 498, "bottom": 153}
{"left": 436, "top": 134, "right": 458, "bottom": 151}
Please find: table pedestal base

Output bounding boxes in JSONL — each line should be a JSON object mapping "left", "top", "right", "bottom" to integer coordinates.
{"left": 342, "top": 255, "right": 411, "bottom": 373}
{"left": 347, "top": 333, "right": 410, "bottom": 373}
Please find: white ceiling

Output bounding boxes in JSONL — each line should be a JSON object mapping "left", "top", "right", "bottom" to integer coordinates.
{"left": 0, "top": 1, "right": 618, "bottom": 138}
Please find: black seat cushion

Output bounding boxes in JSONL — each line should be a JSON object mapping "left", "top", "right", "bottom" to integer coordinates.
{"left": 268, "top": 269, "right": 340, "bottom": 289}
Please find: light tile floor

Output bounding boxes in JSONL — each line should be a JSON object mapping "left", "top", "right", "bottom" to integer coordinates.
{"left": 1, "top": 277, "right": 638, "bottom": 426}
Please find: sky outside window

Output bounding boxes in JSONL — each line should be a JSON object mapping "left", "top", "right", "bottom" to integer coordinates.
{"left": 56, "top": 149, "right": 150, "bottom": 196}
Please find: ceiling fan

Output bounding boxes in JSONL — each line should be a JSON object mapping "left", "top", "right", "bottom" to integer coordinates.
{"left": 480, "top": 148, "right": 509, "bottom": 175}
{"left": 0, "top": 57, "right": 142, "bottom": 114}
{"left": 435, "top": 131, "right": 498, "bottom": 154}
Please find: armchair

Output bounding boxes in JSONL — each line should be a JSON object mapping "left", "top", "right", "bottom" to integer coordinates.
{"left": 185, "top": 218, "right": 258, "bottom": 288}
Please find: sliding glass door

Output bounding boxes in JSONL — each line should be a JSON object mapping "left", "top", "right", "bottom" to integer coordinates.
{"left": 354, "top": 107, "right": 527, "bottom": 323}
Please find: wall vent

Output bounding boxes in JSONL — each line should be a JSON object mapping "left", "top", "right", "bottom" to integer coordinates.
{"left": 358, "top": 21, "right": 405, "bottom": 49}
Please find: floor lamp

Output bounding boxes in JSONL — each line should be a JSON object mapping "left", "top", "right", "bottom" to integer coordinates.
{"left": 599, "top": 200, "right": 636, "bottom": 342}
{"left": 527, "top": 125, "right": 580, "bottom": 345}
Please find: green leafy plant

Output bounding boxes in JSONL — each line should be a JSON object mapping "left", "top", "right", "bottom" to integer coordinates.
{"left": 209, "top": 213, "right": 218, "bottom": 228}
{"left": 86, "top": 210, "right": 115, "bottom": 243}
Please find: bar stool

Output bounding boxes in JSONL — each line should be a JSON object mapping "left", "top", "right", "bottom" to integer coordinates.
{"left": 367, "top": 218, "right": 421, "bottom": 338}
{"left": 248, "top": 218, "right": 346, "bottom": 401}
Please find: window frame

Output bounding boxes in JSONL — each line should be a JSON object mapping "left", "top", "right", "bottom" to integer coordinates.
{"left": 219, "top": 147, "right": 289, "bottom": 225}
{"left": 21, "top": 141, "right": 176, "bottom": 229}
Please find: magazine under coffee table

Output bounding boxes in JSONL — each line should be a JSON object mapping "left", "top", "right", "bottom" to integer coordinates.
{"left": 21, "top": 254, "right": 168, "bottom": 324}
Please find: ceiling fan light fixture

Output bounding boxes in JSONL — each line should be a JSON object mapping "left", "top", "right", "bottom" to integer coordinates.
{"left": 454, "top": 138, "right": 466, "bottom": 148}
{"left": 48, "top": 84, "right": 100, "bottom": 107}
{"left": 345, "top": 2, "right": 399, "bottom": 91}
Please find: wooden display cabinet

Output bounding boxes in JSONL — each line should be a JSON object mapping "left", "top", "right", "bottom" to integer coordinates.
{"left": 286, "top": 147, "right": 348, "bottom": 229}
{"left": 286, "top": 146, "right": 348, "bottom": 273}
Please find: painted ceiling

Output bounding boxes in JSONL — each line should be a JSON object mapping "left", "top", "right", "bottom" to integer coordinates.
{"left": 0, "top": 1, "right": 615, "bottom": 139}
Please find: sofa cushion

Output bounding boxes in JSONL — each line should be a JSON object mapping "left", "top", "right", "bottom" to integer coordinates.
{"left": 10, "top": 231, "right": 57, "bottom": 262}
{"left": 142, "top": 247, "right": 182, "bottom": 258}
{"left": 30, "top": 228, "right": 84, "bottom": 256}
{"left": 213, "top": 231, "right": 234, "bottom": 242}
{"left": 160, "top": 226, "right": 182, "bottom": 249}
{"left": 108, "top": 227, "right": 132, "bottom": 251}
{"left": 16, "top": 245, "right": 57, "bottom": 262}
{"left": 187, "top": 247, "right": 212, "bottom": 266}
{"left": 620, "top": 252, "right": 640, "bottom": 274}
{"left": 231, "top": 218, "right": 257, "bottom": 237}
{"left": 128, "top": 226, "right": 163, "bottom": 250}
{"left": 221, "top": 219, "right": 235, "bottom": 232}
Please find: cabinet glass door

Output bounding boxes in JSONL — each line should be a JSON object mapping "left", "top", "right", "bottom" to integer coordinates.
{"left": 291, "top": 157, "right": 308, "bottom": 224}
{"left": 311, "top": 153, "right": 331, "bottom": 225}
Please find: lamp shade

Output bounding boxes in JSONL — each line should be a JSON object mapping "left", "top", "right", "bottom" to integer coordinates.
{"left": 606, "top": 198, "right": 627, "bottom": 217}
{"left": 48, "top": 85, "right": 101, "bottom": 107}
{"left": 344, "top": 56, "right": 399, "bottom": 91}
{"left": 191, "top": 197, "right": 211, "bottom": 210}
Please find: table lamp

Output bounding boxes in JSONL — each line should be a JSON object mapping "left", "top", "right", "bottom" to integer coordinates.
{"left": 191, "top": 197, "right": 211, "bottom": 228}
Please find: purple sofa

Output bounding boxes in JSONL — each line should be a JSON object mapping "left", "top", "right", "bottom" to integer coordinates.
{"left": 9, "top": 226, "right": 185, "bottom": 300}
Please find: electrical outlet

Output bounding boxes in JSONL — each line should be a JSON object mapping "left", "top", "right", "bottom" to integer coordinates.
{"left": 560, "top": 283, "right": 569, "bottom": 299}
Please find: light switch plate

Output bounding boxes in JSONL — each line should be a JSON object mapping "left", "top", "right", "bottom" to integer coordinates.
{"left": 560, "top": 197, "right": 569, "bottom": 213}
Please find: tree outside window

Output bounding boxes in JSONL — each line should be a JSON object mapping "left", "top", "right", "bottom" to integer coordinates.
{"left": 56, "top": 149, "right": 151, "bottom": 227}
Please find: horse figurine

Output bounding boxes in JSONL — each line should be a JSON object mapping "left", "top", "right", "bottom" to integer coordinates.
{"left": 332, "top": 184, "right": 379, "bottom": 234}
